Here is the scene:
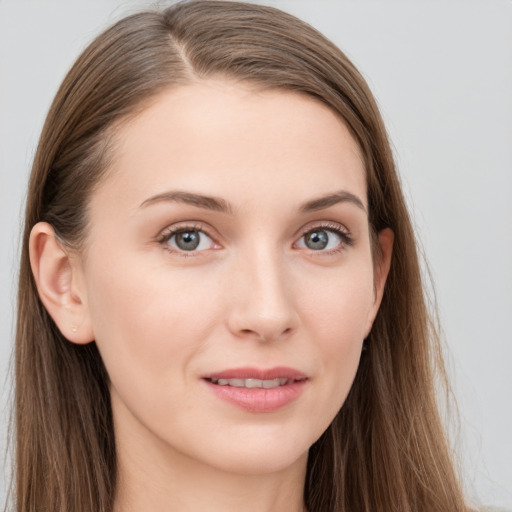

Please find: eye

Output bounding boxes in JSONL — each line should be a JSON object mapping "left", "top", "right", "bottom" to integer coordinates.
{"left": 161, "top": 228, "right": 217, "bottom": 253}
{"left": 299, "top": 229, "right": 340, "bottom": 251}
{"left": 295, "top": 225, "right": 352, "bottom": 252}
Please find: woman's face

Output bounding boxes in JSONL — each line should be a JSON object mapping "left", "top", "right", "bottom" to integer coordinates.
{"left": 76, "top": 80, "right": 390, "bottom": 476}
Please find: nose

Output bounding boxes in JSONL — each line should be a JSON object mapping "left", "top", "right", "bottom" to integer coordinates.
{"left": 226, "top": 248, "right": 299, "bottom": 343}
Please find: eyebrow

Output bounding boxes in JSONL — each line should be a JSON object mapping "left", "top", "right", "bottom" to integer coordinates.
{"left": 139, "top": 191, "right": 234, "bottom": 214}
{"left": 299, "top": 191, "right": 366, "bottom": 213}
{"left": 139, "top": 189, "right": 366, "bottom": 215}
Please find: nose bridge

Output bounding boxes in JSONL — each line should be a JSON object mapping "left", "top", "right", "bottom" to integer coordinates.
{"left": 227, "top": 240, "right": 297, "bottom": 341}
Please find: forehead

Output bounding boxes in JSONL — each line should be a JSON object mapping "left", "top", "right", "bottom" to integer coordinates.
{"left": 92, "top": 80, "right": 366, "bottom": 217}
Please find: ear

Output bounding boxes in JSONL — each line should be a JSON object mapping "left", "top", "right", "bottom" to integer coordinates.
{"left": 29, "top": 222, "right": 94, "bottom": 344}
{"left": 364, "top": 227, "right": 394, "bottom": 337}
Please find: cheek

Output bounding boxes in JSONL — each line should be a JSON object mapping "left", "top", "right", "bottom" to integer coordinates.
{"left": 298, "top": 262, "right": 374, "bottom": 411}
{"left": 301, "top": 261, "right": 375, "bottom": 348}
{"left": 83, "top": 253, "right": 223, "bottom": 389}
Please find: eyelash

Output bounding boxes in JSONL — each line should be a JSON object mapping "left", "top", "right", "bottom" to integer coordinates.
{"left": 157, "top": 221, "right": 353, "bottom": 256}
{"left": 157, "top": 222, "right": 216, "bottom": 257}
{"left": 297, "top": 222, "right": 354, "bottom": 255}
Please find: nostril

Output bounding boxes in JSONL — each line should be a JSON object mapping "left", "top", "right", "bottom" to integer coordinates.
{"left": 279, "top": 327, "right": 293, "bottom": 339}
{"left": 236, "top": 328, "right": 292, "bottom": 342}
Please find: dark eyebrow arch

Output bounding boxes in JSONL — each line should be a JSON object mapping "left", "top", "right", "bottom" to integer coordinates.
{"left": 139, "top": 191, "right": 234, "bottom": 214}
{"left": 140, "top": 189, "right": 365, "bottom": 215}
{"left": 300, "top": 190, "right": 366, "bottom": 214}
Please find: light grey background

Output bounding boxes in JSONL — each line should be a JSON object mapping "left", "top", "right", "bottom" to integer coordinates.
{"left": 1, "top": 0, "right": 511, "bottom": 508}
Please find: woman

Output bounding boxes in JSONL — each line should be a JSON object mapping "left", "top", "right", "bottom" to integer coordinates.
{"left": 13, "top": 1, "right": 473, "bottom": 511}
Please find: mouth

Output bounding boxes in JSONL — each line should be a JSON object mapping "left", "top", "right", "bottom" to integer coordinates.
{"left": 205, "top": 377, "right": 304, "bottom": 389}
{"left": 202, "top": 366, "right": 308, "bottom": 387}
{"left": 202, "top": 367, "right": 308, "bottom": 412}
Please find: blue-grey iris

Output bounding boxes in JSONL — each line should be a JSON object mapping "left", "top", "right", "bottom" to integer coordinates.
{"left": 305, "top": 230, "right": 329, "bottom": 250}
{"left": 175, "top": 231, "right": 200, "bottom": 251}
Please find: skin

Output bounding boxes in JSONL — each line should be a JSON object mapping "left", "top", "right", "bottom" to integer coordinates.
{"left": 30, "top": 80, "right": 393, "bottom": 512}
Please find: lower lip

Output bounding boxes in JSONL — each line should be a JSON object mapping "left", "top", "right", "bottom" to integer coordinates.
{"left": 203, "top": 379, "right": 307, "bottom": 413}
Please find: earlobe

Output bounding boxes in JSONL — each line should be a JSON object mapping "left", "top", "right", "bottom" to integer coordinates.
{"left": 29, "top": 222, "right": 94, "bottom": 344}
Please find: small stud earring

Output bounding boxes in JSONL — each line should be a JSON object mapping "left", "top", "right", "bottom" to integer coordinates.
{"left": 72, "top": 326, "right": 78, "bottom": 333}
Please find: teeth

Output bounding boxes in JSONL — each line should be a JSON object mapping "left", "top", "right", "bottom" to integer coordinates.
{"left": 212, "top": 378, "right": 290, "bottom": 388}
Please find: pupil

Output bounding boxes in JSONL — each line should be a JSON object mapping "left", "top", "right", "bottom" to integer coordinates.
{"left": 176, "top": 231, "right": 200, "bottom": 250}
{"left": 306, "top": 230, "right": 328, "bottom": 250}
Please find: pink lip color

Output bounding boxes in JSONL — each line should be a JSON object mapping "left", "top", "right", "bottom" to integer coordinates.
{"left": 202, "top": 366, "right": 307, "bottom": 413}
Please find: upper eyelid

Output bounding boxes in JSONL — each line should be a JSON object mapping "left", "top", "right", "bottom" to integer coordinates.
{"left": 157, "top": 221, "right": 217, "bottom": 241}
{"left": 295, "top": 220, "right": 350, "bottom": 238}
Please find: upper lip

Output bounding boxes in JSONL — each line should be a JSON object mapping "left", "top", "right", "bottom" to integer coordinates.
{"left": 202, "top": 366, "right": 308, "bottom": 381}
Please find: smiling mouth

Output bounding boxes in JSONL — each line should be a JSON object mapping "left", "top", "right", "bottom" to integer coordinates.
{"left": 206, "top": 377, "right": 305, "bottom": 389}
{"left": 203, "top": 371, "right": 308, "bottom": 412}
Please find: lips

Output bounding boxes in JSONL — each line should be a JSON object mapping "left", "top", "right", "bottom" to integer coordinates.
{"left": 202, "top": 367, "right": 308, "bottom": 412}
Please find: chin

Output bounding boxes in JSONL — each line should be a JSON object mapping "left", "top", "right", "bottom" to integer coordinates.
{"left": 207, "top": 442, "right": 310, "bottom": 476}
{"left": 182, "top": 422, "right": 319, "bottom": 476}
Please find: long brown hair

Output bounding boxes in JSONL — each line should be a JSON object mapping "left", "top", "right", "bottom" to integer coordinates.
{"left": 13, "top": 1, "right": 469, "bottom": 511}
